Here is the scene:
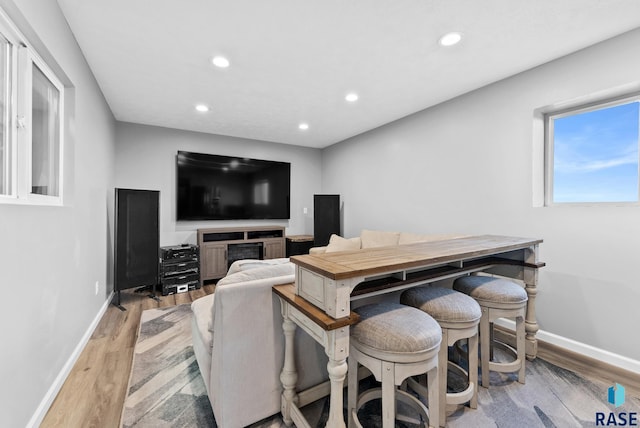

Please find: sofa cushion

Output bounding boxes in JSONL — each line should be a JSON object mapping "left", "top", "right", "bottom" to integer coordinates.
{"left": 226, "top": 258, "right": 290, "bottom": 276}
{"left": 325, "top": 234, "right": 362, "bottom": 253}
{"left": 360, "top": 229, "right": 400, "bottom": 248}
{"left": 217, "top": 262, "right": 295, "bottom": 287}
{"left": 191, "top": 293, "right": 216, "bottom": 349}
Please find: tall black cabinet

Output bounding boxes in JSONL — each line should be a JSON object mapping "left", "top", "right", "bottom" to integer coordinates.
{"left": 313, "top": 194, "right": 340, "bottom": 247}
{"left": 114, "top": 188, "right": 160, "bottom": 306}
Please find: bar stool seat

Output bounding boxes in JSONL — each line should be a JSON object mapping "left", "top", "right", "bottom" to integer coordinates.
{"left": 401, "top": 286, "right": 481, "bottom": 426}
{"left": 453, "top": 275, "right": 528, "bottom": 387}
{"left": 348, "top": 302, "right": 442, "bottom": 428}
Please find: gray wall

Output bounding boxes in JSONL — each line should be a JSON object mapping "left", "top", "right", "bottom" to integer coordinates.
{"left": 0, "top": 1, "right": 116, "bottom": 427}
{"left": 114, "top": 122, "right": 322, "bottom": 246}
{"left": 322, "top": 29, "right": 640, "bottom": 361}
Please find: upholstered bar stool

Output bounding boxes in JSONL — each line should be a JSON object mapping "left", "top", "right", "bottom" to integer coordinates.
{"left": 453, "top": 275, "right": 528, "bottom": 387}
{"left": 348, "top": 302, "right": 442, "bottom": 428}
{"left": 400, "top": 286, "right": 481, "bottom": 426}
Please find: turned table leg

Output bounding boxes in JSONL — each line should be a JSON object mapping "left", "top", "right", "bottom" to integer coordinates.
{"left": 524, "top": 245, "right": 541, "bottom": 360}
{"left": 326, "top": 358, "right": 348, "bottom": 428}
{"left": 280, "top": 313, "right": 299, "bottom": 426}
{"left": 524, "top": 280, "right": 539, "bottom": 360}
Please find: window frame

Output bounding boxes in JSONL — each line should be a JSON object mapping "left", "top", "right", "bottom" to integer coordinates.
{"left": 544, "top": 94, "right": 640, "bottom": 207}
{"left": 0, "top": 13, "right": 18, "bottom": 201}
{"left": 20, "top": 46, "right": 65, "bottom": 204}
{"left": 0, "top": 7, "right": 65, "bottom": 206}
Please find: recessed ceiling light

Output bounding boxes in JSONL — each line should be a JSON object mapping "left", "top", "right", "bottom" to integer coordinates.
{"left": 212, "top": 56, "right": 230, "bottom": 68}
{"left": 439, "top": 32, "right": 462, "bottom": 47}
{"left": 298, "top": 123, "right": 309, "bottom": 130}
{"left": 345, "top": 92, "right": 359, "bottom": 102}
{"left": 195, "top": 104, "right": 209, "bottom": 112}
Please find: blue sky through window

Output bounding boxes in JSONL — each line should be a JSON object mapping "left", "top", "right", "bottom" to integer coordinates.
{"left": 552, "top": 101, "right": 639, "bottom": 203}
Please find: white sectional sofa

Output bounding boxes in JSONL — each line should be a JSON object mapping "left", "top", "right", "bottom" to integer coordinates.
{"left": 310, "top": 229, "right": 467, "bottom": 254}
{"left": 190, "top": 258, "right": 328, "bottom": 428}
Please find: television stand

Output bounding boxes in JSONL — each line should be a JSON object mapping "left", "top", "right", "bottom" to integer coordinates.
{"left": 197, "top": 226, "right": 285, "bottom": 284}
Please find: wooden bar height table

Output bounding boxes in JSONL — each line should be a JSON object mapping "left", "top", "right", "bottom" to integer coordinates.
{"left": 273, "top": 234, "right": 544, "bottom": 428}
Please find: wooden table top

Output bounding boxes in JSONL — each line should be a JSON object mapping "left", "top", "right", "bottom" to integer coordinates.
{"left": 272, "top": 283, "right": 360, "bottom": 328}
{"left": 286, "top": 234, "right": 314, "bottom": 242}
{"left": 290, "top": 235, "right": 543, "bottom": 280}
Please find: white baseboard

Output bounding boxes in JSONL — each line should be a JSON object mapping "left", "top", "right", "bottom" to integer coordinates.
{"left": 495, "top": 319, "right": 640, "bottom": 374}
{"left": 27, "top": 292, "right": 115, "bottom": 428}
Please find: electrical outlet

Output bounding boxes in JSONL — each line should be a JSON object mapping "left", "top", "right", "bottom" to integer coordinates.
{"left": 95, "top": 281, "right": 99, "bottom": 295}
{"left": 303, "top": 207, "right": 308, "bottom": 214}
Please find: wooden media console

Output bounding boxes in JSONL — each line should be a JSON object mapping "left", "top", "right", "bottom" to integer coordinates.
{"left": 197, "top": 226, "right": 286, "bottom": 284}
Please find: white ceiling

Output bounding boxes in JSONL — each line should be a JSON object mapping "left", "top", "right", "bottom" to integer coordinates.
{"left": 56, "top": 0, "right": 640, "bottom": 149}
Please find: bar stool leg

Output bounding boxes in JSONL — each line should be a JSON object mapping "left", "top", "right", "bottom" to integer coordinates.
{"left": 427, "top": 365, "right": 440, "bottom": 428}
{"left": 480, "top": 309, "right": 491, "bottom": 388}
{"left": 437, "top": 330, "right": 448, "bottom": 426}
{"left": 517, "top": 315, "right": 526, "bottom": 384}
{"left": 468, "top": 333, "right": 479, "bottom": 409}
{"left": 381, "top": 361, "right": 395, "bottom": 428}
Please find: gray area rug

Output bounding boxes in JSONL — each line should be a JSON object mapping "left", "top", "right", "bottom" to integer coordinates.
{"left": 122, "top": 304, "right": 640, "bottom": 427}
{"left": 121, "top": 304, "right": 215, "bottom": 427}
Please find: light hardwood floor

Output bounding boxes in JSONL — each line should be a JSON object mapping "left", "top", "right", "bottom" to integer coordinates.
{"left": 39, "top": 284, "right": 640, "bottom": 427}
{"left": 40, "top": 285, "right": 215, "bottom": 428}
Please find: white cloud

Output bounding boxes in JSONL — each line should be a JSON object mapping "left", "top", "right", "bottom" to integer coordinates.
{"left": 555, "top": 143, "right": 638, "bottom": 173}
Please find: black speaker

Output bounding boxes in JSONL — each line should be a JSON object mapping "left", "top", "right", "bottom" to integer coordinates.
{"left": 314, "top": 194, "right": 340, "bottom": 247}
{"left": 114, "top": 188, "right": 160, "bottom": 305}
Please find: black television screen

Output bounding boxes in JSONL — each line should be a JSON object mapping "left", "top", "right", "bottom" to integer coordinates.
{"left": 176, "top": 151, "right": 290, "bottom": 221}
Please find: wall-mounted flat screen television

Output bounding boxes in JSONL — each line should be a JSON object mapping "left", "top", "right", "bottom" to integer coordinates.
{"left": 176, "top": 151, "right": 290, "bottom": 221}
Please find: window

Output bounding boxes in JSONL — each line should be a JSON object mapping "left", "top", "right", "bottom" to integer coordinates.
{"left": 0, "top": 8, "right": 65, "bottom": 205}
{"left": 29, "top": 59, "right": 63, "bottom": 198}
{"left": 545, "top": 97, "right": 640, "bottom": 205}
{"left": 0, "top": 36, "right": 9, "bottom": 195}
{"left": 0, "top": 24, "right": 16, "bottom": 197}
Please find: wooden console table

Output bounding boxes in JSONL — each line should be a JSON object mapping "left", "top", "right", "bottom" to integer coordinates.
{"left": 274, "top": 234, "right": 544, "bottom": 428}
